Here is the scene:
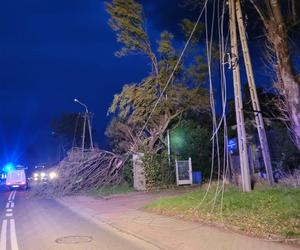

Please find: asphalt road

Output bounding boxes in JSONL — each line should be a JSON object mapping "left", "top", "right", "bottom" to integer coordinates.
{"left": 0, "top": 185, "right": 155, "bottom": 250}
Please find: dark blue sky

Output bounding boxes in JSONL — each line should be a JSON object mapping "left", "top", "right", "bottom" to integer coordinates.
{"left": 0, "top": 0, "right": 278, "bottom": 167}
{"left": 0, "top": 0, "right": 192, "bottom": 166}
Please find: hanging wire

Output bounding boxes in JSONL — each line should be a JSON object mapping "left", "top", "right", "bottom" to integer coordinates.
{"left": 97, "top": 0, "right": 211, "bottom": 195}
{"left": 136, "top": 0, "right": 209, "bottom": 140}
{"left": 119, "top": 0, "right": 210, "bottom": 164}
{"left": 218, "top": 0, "right": 230, "bottom": 219}
{"left": 193, "top": 0, "right": 221, "bottom": 210}
{"left": 193, "top": 0, "right": 232, "bottom": 216}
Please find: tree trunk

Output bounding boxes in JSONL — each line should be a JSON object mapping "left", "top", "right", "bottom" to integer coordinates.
{"left": 267, "top": 0, "right": 300, "bottom": 150}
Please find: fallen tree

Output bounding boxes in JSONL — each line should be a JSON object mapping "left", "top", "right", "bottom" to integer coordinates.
{"left": 31, "top": 148, "right": 125, "bottom": 197}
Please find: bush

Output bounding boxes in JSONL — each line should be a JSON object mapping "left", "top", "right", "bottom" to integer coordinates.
{"left": 142, "top": 151, "right": 175, "bottom": 190}
{"left": 122, "top": 158, "right": 133, "bottom": 186}
{"left": 170, "top": 120, "right": 212, "bottom": 178}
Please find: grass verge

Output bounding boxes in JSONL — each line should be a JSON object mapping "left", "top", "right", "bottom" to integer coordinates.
{"left": 90, "top": 185, "right": 135, "bottom": 197}
{"left": 145, "top": 186, "right": 300, "bottom": 239}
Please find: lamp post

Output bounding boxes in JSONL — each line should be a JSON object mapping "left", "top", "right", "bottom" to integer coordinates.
{"left": 74, "top": 98, "right": 88, "bottom": 113}
{"left": 74, "top": 98, "right": 94, "bottom": 153}
{"left": 167, "top": 129, "right": 171, "bottom": 167}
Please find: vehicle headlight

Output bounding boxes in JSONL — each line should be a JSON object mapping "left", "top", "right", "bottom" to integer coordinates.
{"left": 40, "top": 172, "right": 46, "bottom": 178}
{"left": 33, "top": 173, "right": 39, "bottom": 178}
{"left": 49, "top": 172, "right": 58, "bottom": 180}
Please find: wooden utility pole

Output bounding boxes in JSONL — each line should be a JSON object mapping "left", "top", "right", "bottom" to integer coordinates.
{"left": 229, "top": 0, "right": 251, "bottom": 192}
{"left": 235, "top": 0, "right": 274, "bottom": 185}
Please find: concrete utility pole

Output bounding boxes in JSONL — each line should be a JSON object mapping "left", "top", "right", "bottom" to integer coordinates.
{"left": 235, "top": 0, "right": 274, "bottom": 185}
{"left": 166, "top": 94, "right": 171, "bottom": 167}
{"left": 228, "top": 0, "right": 252, "bottom": 192}
{"left": 81, "top": 112, "right": 87, "bottom": 154}
{"left": 167, "top": 129, "right": 171, "bottom": 167}
{"left": 74, "top": 98, "right": 94, "bottom": 154}
{"left": 87, "top": 113, "right": 94, "bottom": 149}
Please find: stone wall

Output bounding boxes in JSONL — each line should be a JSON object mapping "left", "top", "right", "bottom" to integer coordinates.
{"left": 133, "top": 153, "right": 146, "bottom": 191}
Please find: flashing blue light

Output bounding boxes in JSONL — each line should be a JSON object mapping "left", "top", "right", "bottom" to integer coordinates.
{"left": 228, "top": 138, "right": 237, "bottom": 154}
{"left": 3, "top": 163, "right": 15, "bottom": 173}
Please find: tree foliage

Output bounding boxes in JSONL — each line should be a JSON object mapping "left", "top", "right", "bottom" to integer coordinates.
{"left": 143, "top": 151, "right": 174, "bottom": 189}
{"left": 251, "top": 0, "right": 300, "bottom": 150}
{"left": 105, "top": 0, "right": 158, "bottom": 74}
{"left": 170, "top": 119, "right": 212, "bottom": 178}
{"left": 105, "top": 0, "right": 209, "bottom": 154}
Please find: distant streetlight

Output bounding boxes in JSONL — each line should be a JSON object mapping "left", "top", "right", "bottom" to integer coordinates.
{"left": 74, "top": 98, "right": 88, "bottom": 113}
{"left": 74, "top": 98, "right": 94, "bottom": 152}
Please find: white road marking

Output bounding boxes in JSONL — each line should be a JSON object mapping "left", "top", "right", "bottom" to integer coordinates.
{"left": 11, "top": 202, "right": 14, "bottom": 208}
{"left": 5, "top": 203, "right": 9, "bottom": 209}
{"left": 0, "top": 220, "right": 7, "bottom": 250}
{"left": 8, "top": 192, "right": 13, "bottom": 201}
{"left": 11, "top": 191, "right": 16, "bottom": 200}
{"left": 6, "top": 209, "right": 12, "bottom": 212}
{"left": 5, "top": 213, "right": 12, "bottom": 217}
{"left": 10, "top": 219, "right": 19, "bottom": 250}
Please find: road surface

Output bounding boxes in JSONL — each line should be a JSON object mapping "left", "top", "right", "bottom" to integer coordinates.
{"left": 0, "top": 186, "right": 156, "bottom": 250}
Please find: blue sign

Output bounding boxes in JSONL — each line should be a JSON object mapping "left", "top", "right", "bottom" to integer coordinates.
{"left": 228, "top": 138, "right": 237, "bottom": 154}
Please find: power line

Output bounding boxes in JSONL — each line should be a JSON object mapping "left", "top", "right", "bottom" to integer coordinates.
{"left": 118, "top": 0, "right": 211, "bottom": 182}
{"left": 136, "top": 0, "right": 209, "bottom": 140}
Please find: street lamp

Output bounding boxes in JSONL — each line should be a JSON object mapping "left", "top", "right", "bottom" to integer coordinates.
{"left": 74, "top": 98, "right": 94, "bottom": 151}
{"left": 74, "top": 98, "right": 88, "bottom": 113}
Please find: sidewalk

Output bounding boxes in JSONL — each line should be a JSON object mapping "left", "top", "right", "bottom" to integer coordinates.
{"left": 58, "top": 192, "right": 299, "bottom": 250}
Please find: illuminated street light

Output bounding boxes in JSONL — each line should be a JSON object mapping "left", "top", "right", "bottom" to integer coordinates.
{"left": 74, "top": 98, "right": 89, "bottom": 113}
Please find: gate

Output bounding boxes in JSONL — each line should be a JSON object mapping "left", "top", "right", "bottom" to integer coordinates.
{"left": 175, "top": 158, "right": 192, "bottom": 185}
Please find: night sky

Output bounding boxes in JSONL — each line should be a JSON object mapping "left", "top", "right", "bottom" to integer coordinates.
{"left": 0, "top": 0, "right": 277, "bottom": 167}
{"left": 0, "top": 0, "right": 192, "bottom": 166}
